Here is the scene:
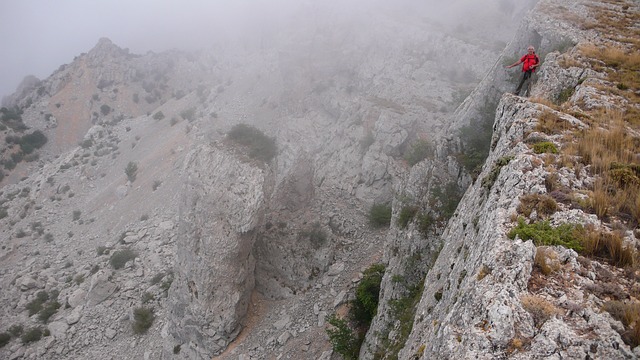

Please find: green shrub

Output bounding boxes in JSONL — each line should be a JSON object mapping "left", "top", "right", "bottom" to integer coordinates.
{"left": 555, "top": 86, "right": 575, "bottom": 105}
{"left": 508, "top": 218, "right": 583, "bottom": 251}
{"left": 417, "top": 212, "right": 435, "bottom": 236}
{"left": 173, "top": 344, "right": 181, "bottom": 354}
{"left": 17, "top": 130, "right": 48, "bottom": 154}
{"left": 132, "top": 307, "right": 155, "bottom": 334}
{"left": 430, "top": 182, "right": 463, "bottom": 219}
{"left": 21, "top": 327, "right": 43, "bottom": 344}
{"left": 100, "top": 104, "right": 111, "bottom": 115}
{"left": 109, "top": 249, "right": 137, "bottom": 269}
{"left": 397, "top": 206, "right": 418, "bottom": 229}
{"left": 26, "top": 291, "right": 49, "bottom": 316}
{"left": 153, "top": 111, "right": 165, "bottom": 120}
{"left": 72, "top": 210, "right": 81, "bottom": 221}
{"left": 228, "top": 124, "right": 277, "bottom": 162}
{"left": 38, "top": 301, "right": 61, "bottom": 323}
{"left": 8, "top": 325, "right": 23, "bottom": 337}
{"left": 325, "top": 314, "right": 362, "bottom": 360}
{"left": 351, "top": 264, "right": 385, "bottom": 326}
{"left": 369, "top": 203, "right": 392, "bottom": 228}
{"left": 404, "top": 139, "right": 433, "bottom": 166}
{"left": 0, "top": 332, "right": 11, "bottom": 348}
{"left": 125, "top": 162, "right": 138, "bottom": 182}
{"left": 532, "top": 141, "right": 558, "bottom": 154}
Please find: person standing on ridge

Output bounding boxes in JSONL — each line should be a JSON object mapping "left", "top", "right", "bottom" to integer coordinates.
{"left": 506, "top": 45, "right": 540, "bottom": 96}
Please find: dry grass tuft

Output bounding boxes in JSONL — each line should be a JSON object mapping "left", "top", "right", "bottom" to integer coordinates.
{"left": 534, "top": 247, "right": 561, "bottom": 275}
{"left": 535, "top": 109, "right": 572, "bottom": 134}
{"left": 581, "top": 225, "right": 634, "bottom": 267}
{"left": 517, "top": 193, "right": 559, "bottom": 219}
{"left": 521, "top": 294, "right": 559, "bottom": 328}
{"left": 603, "top": 300, "right": 640, "bottom": 347}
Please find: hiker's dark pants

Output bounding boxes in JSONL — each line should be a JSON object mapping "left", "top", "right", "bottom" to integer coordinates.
{"left": 515, "top": 70, "right": 533, "bottom": 96}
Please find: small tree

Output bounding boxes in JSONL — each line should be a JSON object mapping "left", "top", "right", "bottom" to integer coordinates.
{"left": 325, "top": 314, "right": 362, "bottom": 360}
{"left": 125, "top": 162, "right": 138, "bottom": 182}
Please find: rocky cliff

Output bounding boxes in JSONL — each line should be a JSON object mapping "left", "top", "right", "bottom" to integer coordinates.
{"left": 363, "top": 0, "right": 640, "bottom": 359}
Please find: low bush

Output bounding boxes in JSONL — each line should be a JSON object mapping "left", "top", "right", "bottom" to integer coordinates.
{"left": 369, "top": 203, "right": 392, "bottom": 228}
{"left": 125, "top": 162, "right": 138, "bottom": 182}
{"left": 0, "top": 332, "right": 10, "bottom": 348}
{"left": 508, "top": 218, "right": 583, "bottom": 251}
{"left": 602, "top": 300, "right": 640, "bottom": 347}
{"left": 38, "top": 301, "right": 61, "bottom": 323}
{"left": 153, "top": 111, "right": 165, "bottom": 120}
{"left": 326, "top": 314, "right": 362, "bottom": 360}
{"left": 404, "top": 139, "right": 433, "bottom": 166}
{"left": 228, "top": 124, "right": 277, "bottom": 162}
{"left": 351, "top": 264, "right": 385, "bottom": 326}
{"left": 132, "top": 307, "right": 155, "bottom": 334}
{"left": 109, "top": 248, "right": 137, "bottom": 269}
{"left": 397, "top": 206, "right": 418, "bottom": 229}
{"left": 21, "top": 327, "right": 43, "bottom": 344}
{"left": 532, "top": 141, "right": 558, "bottom": 154}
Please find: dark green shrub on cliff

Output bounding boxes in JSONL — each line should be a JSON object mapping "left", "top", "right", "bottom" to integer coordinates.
{"left": 228, "top": 124, "right": 277, "bottom": 162}
{"left": 404, "top": 139, "right": 433, "bottom": 166}
{"left": 369, "top": 203, "right": 392, "bottom": 228}
{"left": 458, "top": 99, "right": 498, "bottom": 178}
{"left": 351, "top": 264, "right": 385, "bottom": 325}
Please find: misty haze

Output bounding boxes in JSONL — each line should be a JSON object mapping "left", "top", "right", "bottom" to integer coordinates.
{"left": 1, "top": 0, "right": 639, "bottom": 359}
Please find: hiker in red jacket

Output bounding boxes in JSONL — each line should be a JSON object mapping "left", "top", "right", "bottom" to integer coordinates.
{"left": 506, "top": 45, "right": 540, "bottom": 96}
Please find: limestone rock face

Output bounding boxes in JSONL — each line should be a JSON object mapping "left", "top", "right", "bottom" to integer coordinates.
{"left": 165, "top": 144, "right": 266, "bottom": 359}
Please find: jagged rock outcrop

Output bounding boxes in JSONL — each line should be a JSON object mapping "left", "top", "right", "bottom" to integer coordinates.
{"left": 165, "top": 144, "right": 267, "bottom": 358}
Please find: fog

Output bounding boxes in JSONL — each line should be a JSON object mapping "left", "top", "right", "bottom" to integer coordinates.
{"left": 0, "top": 0, "right": 526, "bottom": 99}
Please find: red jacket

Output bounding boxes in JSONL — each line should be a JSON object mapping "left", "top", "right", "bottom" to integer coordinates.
{"left": 520, "top": 53, "right": 540, "bottom": 72}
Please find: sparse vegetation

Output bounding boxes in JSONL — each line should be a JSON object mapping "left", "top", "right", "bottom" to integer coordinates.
{"left": 458, "top": 99, "right": 499, "bottom": 178}
{"left": 326, "top": 314, "right": 362, "bottom": 360}
{"left": 481, "top": 156, "right": 514, "bottom": 190}
{"left": 227, "top": 124, "right": 277, "bottom": 162}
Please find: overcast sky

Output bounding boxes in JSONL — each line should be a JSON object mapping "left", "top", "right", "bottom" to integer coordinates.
{"left": 0, "top": 0, "right": 524, "bottom": 100}
{"left": 0, "top": 0, "right": 289, "bottom": 98}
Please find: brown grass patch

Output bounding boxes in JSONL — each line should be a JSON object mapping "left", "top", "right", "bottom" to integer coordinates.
{"left": 517, "top": 193, "right": 559, "bottom": 219}
{"left": 535, "top": 109, "right": 572, "bottom": 134}
{"left": 521, "top": 295, "right": 559, "bottom": 328}
{"left": 603, "top": 300, "right": 640, "bottom": 347}
{"left": 581, "top": 225, "right": 634, "bottom": 267}
{"left": 534, "top": 247, "right": 561, "bottom": 275}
